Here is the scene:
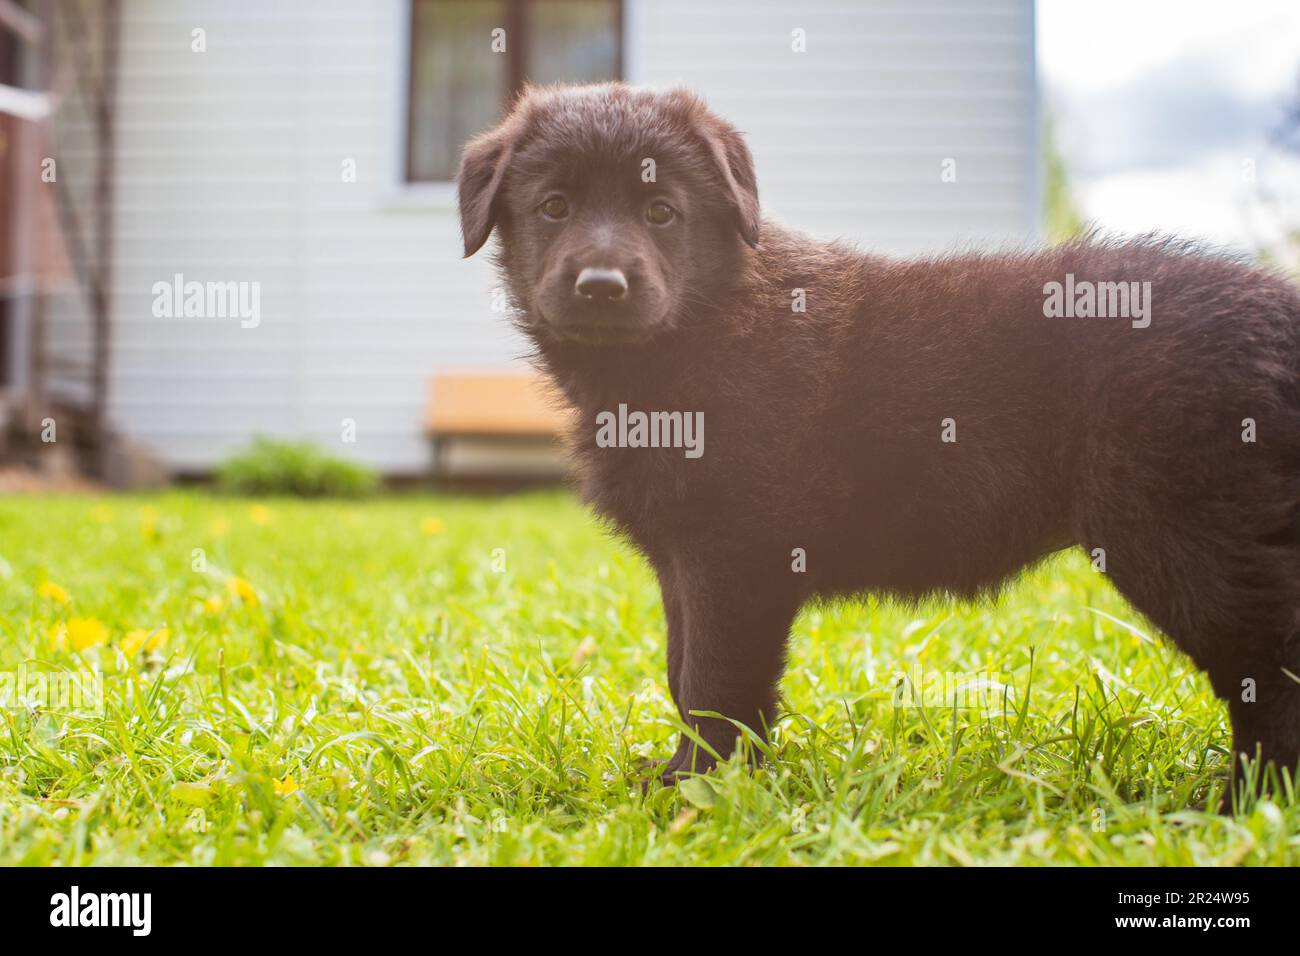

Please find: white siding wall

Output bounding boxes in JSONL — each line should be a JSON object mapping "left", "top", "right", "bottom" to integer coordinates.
{"left": 70, "top": 0, "right": 1037, "bottom": 473}
{"left": 628, "top": 0, "right": 1039, "bottom": 251}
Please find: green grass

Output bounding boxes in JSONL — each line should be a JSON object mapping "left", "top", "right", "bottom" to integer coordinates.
{"left": 0, "top": 491, "right": 1296, "bottom": 866}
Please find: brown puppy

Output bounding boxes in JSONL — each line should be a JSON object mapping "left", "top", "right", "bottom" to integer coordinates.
{"left": 459, "top": 82, "right": 1300, "bottom": 792}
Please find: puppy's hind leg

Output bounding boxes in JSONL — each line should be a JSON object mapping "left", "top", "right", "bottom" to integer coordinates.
{"left": 1224, "top": 505, "right": 1300, "bottom": 799}
{"left": 1220, "top": 611, "right": 1300, "bottom": 805}
{"left": 1077, "top": 504, "right": 1300, "bottom": 805}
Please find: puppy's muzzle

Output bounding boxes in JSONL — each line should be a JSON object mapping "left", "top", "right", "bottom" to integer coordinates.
{"left": 545, "top": 265, "right": 649, "bottom": 343}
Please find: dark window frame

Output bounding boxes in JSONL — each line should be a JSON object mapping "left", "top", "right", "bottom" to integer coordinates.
{"left": 404, "top": 0, "right": 624, "bottom": 183}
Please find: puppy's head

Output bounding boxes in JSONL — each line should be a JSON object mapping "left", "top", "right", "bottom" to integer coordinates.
{"left": 457, "top": 83, "right": 760, "bottom": 346}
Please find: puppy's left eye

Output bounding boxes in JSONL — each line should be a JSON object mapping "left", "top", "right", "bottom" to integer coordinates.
{"left": 646, "top": 201, "right": 676, "bottom": 225}
{"left": 540, "top": 196, "right": 569, "bottom": 220}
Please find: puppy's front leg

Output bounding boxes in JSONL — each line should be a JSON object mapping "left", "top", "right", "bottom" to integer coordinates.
{"left": 655, "top": 555, "right": 797, "bottom": 783}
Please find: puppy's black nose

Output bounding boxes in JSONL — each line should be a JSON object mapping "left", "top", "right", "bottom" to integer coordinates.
{"left": 575, "top": 268, "right": 628, "bottom": 301}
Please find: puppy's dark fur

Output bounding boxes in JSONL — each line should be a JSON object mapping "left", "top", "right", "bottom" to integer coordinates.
{"left": 459, "top": 83, "right": 1300, "bottom": 790}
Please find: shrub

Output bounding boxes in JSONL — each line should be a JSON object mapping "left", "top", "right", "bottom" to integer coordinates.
{"left": 216, "top": 437, "right": 380, "bottom": 498}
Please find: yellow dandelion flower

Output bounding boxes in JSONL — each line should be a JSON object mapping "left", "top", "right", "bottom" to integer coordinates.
{"left": 69, "top": 618, "right": 109, "bottom": 651}
{"left": 120, "top": 629, "right": 145, "bottom": 656}
{"left": 227, "top": 576, "right": 259, "bottom": 606}
{"left": 50, "top": 621, "right": 109, "bottom": 650}
{"left": 273, "top": 774, "right": 299, "bottom": 796}
{"left": 248, "top": 504, "right": 272, "bottom": 526}
{"left": 122, "top": 627, "right": 170, "bottom": 657}
{"left": 38, "top": 581, "right": 71, "bottom": 605}
{"left": 92, "top": 505, "right": 113, "bottom": 523}
{"left": 203, "top": 595, "right": 226, "bottom": 615}
{"left": 420, "top": 516, "right": 445, "bottom": 536}
{"left": 139, "top": 506, "right": 162, "bottom": 542}
{"left": 209, "top": 517, "right": 230, "bottom": 537}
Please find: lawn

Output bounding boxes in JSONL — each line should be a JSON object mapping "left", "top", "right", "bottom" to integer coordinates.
{"left": 0, "top": 491, "right": 1296, "bottom": 866}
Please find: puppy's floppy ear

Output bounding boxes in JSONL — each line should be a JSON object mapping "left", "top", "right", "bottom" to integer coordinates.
{"left": 456, "top": 114, "right": 523, "bottom": 258}
{"left": 701, "top": 120, "right": 761, "bottom": 248}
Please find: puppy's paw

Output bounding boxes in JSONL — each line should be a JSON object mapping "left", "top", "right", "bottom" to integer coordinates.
{"left": 634, "top": 757, "right": 669, "bottom": 794}
{"left": 636, "top": 743, "right": 720, "bottom": 793}
{"left": 635, "top": 758, "right": 700, "bottom": 792}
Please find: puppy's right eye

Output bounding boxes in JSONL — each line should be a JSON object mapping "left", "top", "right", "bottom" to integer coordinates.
{"left": 646, "top": 201, "right": 676, "bottom": 225}
{"left": 540, "top": 196, "right": 569, "bottom": 220}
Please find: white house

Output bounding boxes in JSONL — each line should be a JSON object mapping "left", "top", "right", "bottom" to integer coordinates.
{"left": 19, "top": 0, "right": 1039, "bottom": 475}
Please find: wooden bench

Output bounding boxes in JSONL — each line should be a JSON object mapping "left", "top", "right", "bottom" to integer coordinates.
{"left": 425, "top": 372, "right": 570, "bottom": 478}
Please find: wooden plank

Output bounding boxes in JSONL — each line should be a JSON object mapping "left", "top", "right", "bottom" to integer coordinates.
{"left": 426, "top": 372, "right": 568, "bottom": 437}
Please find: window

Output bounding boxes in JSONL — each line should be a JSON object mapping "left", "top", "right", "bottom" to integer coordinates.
{"left": 406, "top": 0, "right": 623, "bottom": 183}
